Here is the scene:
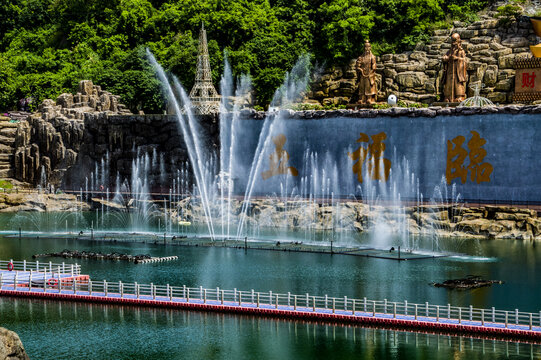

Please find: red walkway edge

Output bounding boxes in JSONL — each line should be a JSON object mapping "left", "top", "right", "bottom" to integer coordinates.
{"left": 1, "top": 289, "right": 540, "bottom": 343}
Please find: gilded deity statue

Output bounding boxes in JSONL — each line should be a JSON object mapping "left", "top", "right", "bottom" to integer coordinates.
{"left": 442, "top": 33, "right": 468, "bottom": 103}
{"left": 355, "top": 40, "right": 377, "bottom": 105}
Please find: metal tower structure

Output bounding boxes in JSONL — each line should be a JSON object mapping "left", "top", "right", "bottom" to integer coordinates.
{"left": 189, "top": 24, "right": 220, "bottom": 115}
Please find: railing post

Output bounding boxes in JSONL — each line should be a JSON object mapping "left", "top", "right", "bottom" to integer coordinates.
{"left": 313, "top": 297, "right": 316, "bottom": 312}
{"left": 14, "top": 272, "right": 17, "bottom": 289}
{"left": 70, "top": 264, "right": 74, "bottom": 277}
{"left": 515, "top": 309, "right": 519, "bottom": 325}
{"left": 269, "top": 291, "right": 272, "bottom": 306}
{"left": 394, "top": 303, "right": 397, "bottom": 319}
{"left": 448, "top": 304, "right": 451, "bottom": 319}
{"left": 183, "top": 285, "right": 186, "bottom": 300}
{"left": 384, "top": 299, "right": 387, "bottom": 314}
{"left": 458, "top": 307, "right": 461, "bottom": 324}
{"left": 57, "top": 273, "right": 61, "bottom": 293}
{"left": 49, "top": 261, "right": 52, "bottom": 273}
{"left": 257, "top": 292, "right": 260, "bottom": 307}
{"left": 89, "top": 280, "right": 92, "bottom": 296}
{"left": 275, "top": 294, "right": 278, "bottom": 309}
{"left": 44, "top": 272, "right": 47, "bottom": 292}
{"left": 251, "top": 289, "right": 254, "bottom": 304}
{"left": 325, "top": 295, "right": 328, "bottom": 309}
{"left": 104, "top": 280, "right": 108, "bottom": 297}
{"left": 344, "top": 296, "right": 348, "bottom": 311}
{"left": 470, "top": 305, "right": 473, "bottom": 321}
{"left": 23, "top": 260, "right": 26, "bottom": 272}
{"left": 333, "top": 298, "right": 336, "bottom": 314}
{"left": 203, "top": 288, "right": 206, "bottom": 304}
{"left": 530, "top": 313, "right": 533, "bottom": 330}
{"left": 364, "top": 297, "right": 367, "bottom": 312}
{"left": 404, "top": 300, "right": 408, "bottom": 316}
{"left": 135, "top": 282, "right": 139, "bottom": 299}
{"left": 36, "top": 260, "right": 39, "bottom": 271}
{"left": 415, "top": 304, "right": 418, "bottom": 320}
{"left": 0, "top": 273, "right": 3, "bottom": 288}
{"left": 373, "top": 301, "right": 376, "bottom": 317}
{"left": 294, "top": 295, "right": 297, "bottom": 311}
{"left": 492, "top": 307, "right": 495, "bottom": 323}
{"left": 119, "top": 281, "right": 123, "bottom": 298}
{"left": 481, "top": 309, "right": 484, "bottom": 326}
{"left": 505, "top": 311, "right": 508, "bottom": 328}
{"left": 425, "top": 302, "right": 429, "bottom": 317}
{"left": 73, "top": 278, "right": 77, "bottom": 294}
{"left": 288, "top": 292, "right": 291, "bottom": 306}
{"left": 221, "top": 290, "right": 224, "bottom": 305}
{"left": 29, "top": 270, "right": 32, "bottom": 291}
{"left": 352, "top": 299, "right": 355, "bottom": 315}
{"left": 436, "top": 305, "right": 439, "bottom": 322}
{"left": 200, "top": 286, "right": 203, "bottom": 301}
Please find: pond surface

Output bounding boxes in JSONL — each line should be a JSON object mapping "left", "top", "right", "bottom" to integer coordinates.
{"left": 0, "top": 213, "right": 540, "bottom": 359}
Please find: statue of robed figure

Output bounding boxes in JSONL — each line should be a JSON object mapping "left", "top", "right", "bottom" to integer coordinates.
{"left": 442, "top": 33, "right": 468, "bottom": 103}
{"left": 355, "top": 40, "right": 377, "bottom": 105}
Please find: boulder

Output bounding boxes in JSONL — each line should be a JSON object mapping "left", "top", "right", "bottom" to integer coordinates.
{"left": 396, "top": 72, "right": 427, "bottom": 88}
{"left": 0, "top": 327, "right": 29, "bottom": 360}
{"left": 78, "top": 80, "right": 94, "bottom": 96}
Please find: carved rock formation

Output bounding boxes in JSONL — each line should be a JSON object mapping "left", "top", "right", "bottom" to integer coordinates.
{"left": 12, "top": 80, "right": 131, "bottom": 186}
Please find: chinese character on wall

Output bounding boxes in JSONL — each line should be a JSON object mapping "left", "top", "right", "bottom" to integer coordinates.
{"left": 261, "top": 134, "right": 298, "bottom": 180}
{"left": 348, "top": 132, "right": 391, "bottom": 183}
{"left": 522, "top": 72, "right": 536, "bottom": 88}
{"left": 446, "top": 130, "right": 493, "bottom": 185}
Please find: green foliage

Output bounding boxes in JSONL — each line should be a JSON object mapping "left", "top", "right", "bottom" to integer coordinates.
{"left": 0, "top": 180, "right": 13, "bottom": 189}
{"left": 0, "top": 0, "right": 496, "bottom": 111}
{"left": 496, "top": 2, "right": 523, "bottom": 26}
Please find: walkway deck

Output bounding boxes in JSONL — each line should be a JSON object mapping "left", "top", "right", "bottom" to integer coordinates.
{"left": 1, "top": 268, "right": 540, "bottom": 343}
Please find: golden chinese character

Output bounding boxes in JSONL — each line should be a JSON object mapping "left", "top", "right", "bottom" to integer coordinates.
{"left": 348, "top": 132, "right": 391, "bottom": 183}
{"left": 467, "top": 130, "right": 493, "bottom": 184}
{"left": 446, "top": 135, "right": 468, "bottom": 184}
{"left": 261, "top": 134, "right": 298, "bottom": 180}
{"left": 446, "top": 131, "right": 493, "bottom": 185}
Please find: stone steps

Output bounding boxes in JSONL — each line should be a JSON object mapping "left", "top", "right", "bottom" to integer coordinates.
{"left": 0, "top": 163, "right": 10, "bottom": 170}
{"left": 0, "top": 135, "right": 15, "bottom": 146}
{"left": 0, "top": 122, "right": 19, "bottom": 128}
{"left": 0, "top": 144, "right": 14, "bottom": 155}
{"left": 0, "top": 169, "right": 13, "bottom": 178}
{"left": 0, "top": 128, "right": 16, "bottom": 137}
{"left": 0, "top": 154, "right": 12, "bottom": 161}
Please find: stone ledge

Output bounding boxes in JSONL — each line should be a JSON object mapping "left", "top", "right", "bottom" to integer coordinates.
{"left": 239, "top": 105, "right": 541, "bottom": 119}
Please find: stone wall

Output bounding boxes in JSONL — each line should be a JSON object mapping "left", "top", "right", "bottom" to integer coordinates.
{"left": 65, "top": 112, "right": 219, "bottom": 191}
{"left": 308, "top": 6, "right": 539, "bottom": 106}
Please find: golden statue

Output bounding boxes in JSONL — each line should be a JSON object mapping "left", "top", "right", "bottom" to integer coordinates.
{"left": 355, "top": 40, "right": 377, "bottom": 105}
{"left": 442, "top": 33, "right": 468, "bottom": 103}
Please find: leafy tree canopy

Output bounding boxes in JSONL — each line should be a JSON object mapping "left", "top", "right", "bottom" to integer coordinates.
{"left": 0, "top": 0, "right": 494, "bottom": 111}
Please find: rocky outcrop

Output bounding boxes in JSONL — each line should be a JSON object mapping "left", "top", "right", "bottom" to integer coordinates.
{"left": 12, "top": 81, "right": 131, "bottom": 186}
{"left": 309, "top": 5, "right": 537, "bottom": 106}
{"left": 0, "top": 192, "right": 90, "bottom": 212}
{"left": 174, "top": 197, "right": 541, "bottom": 241}
{"left": 0, "top": 327, "right": 29, "bottom": 360}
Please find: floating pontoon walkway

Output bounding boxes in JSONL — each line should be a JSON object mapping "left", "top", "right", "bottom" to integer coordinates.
{"left": 0, "top": 260, "right": 539, "bottom": 342}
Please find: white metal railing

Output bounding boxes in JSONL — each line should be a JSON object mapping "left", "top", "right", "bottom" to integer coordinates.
{"left": 0, "top": 260, "right": 81, "bottom": 276}
{"left": 0, "top": 276, "right": 539, "bottom": 332}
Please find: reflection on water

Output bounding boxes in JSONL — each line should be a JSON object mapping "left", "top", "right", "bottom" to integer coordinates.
{"left": 1, "top": 298, "right": 538, "bottom": 360}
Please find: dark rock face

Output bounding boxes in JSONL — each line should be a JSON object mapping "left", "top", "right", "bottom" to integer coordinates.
{"left": 0, "top": 327, "right": 30, "bottom": 360}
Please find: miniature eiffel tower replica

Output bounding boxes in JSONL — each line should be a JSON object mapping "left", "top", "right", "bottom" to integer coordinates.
{"left": 189, "top": 24, "right": 220, "bottom": 115}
